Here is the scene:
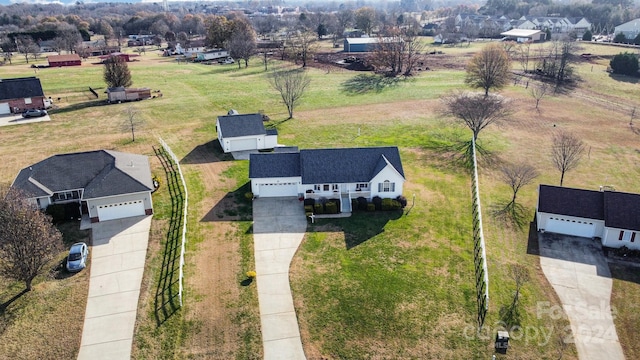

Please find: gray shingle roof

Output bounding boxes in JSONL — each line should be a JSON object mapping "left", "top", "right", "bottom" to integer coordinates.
{"left": 217, "top": 113, "right": 267, "bottom": 138}
{"left": 0, "top": 77, "right": 45, "bottom": 101}
{"left": 249, "top": 153, "right": 301, "bottom": 178}
{"left": 249, "top": 147, "right": 404, "bottom": 185}
{"left": 603, "top": 191, "right": 640, "bottom": 231}
{"left": 11, "top": 150, "right": 153, "bottom": 199}
{"left": 539, "top": 184, "right": 640, "bottom": 231}
{"left": 538, "top": 185, "right": 604, "bottom": 220}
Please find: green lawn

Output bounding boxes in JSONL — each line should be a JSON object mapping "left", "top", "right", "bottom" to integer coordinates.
{"left": 1, "top": 41, "right": 639, "bottom": 359}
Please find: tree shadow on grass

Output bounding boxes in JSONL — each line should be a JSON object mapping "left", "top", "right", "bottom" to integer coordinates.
{"left": 0, "top": 288, "right": 29, "bottom": 314}
{"left": 424, "top": 139, "right": 500, "bottom": 171}
{"left": 490, "top": 202, "right": 530, "bottom": 231}
{"left": 608, "top": 73, "right": 640, "bottom": 84}
{"left": 341, "top": 74, "right": 403, "bottom": 94}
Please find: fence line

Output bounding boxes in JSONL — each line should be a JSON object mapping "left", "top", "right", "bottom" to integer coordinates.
{"left": 471, "top": 137, "right": 490, "bottom": 329}
{"left": 159, "top": 137, "right": 188, "bottom": 307}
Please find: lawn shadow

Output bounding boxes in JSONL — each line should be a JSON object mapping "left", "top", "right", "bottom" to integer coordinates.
{"left": 49, "top": 99, "right": 106, "bottom": 115}
{"left": 341, "top": 74, "right": 403, "bottom": 95}
{"left": 608, "top": 262, "right": 640, "bottom": 286}
{"left": 308, "top": 210, "right": 403, "bottom": 249}
{"left": 240, "top": 278, "right": 254, "bottom": 286}
{"left": 526, "top": 213, "right": 540, "bottom": 256}
{"left": 181, "top": 139, "right": 233, "bottom": 164}
{"left": 490, "top": 202, "right": 530, "bottom": 231}
{"left": 153, "top": 146, "right": 184, "bottom": 326}
{"left": 201, "top": 181, "right": 253, "bottom": 222}
{"left": 608, "top": 73, "right": 640, "bottom": 84}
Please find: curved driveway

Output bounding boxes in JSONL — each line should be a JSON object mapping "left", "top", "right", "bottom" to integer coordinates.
{"left": 538, "top": 233, "right": 624, "bottom": 360}
{"left": 77, "top": 216, "right": 152, "bottom": 360}
{"left": 253, "top": 197, "right": 307, "bottom": 360}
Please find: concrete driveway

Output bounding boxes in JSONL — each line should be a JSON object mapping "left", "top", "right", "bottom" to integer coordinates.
{"left": 77, "top": 215, "right": 152, "bottom": 360}
{"left": 0, "top": 113, "right": 50, "bottom": 126}
{"left": 538, "top": 233, "right": 625, "bottom": 360}
{"left": 253, "top": 197, "right": 307, "bottom": 360}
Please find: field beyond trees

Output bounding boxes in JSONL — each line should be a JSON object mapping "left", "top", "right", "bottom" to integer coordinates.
{"left": 0, "top": 40, "right": 639, "bottom": 359}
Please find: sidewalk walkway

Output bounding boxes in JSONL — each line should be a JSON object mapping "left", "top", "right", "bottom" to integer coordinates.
{"left": 77, "top": 216, "right": 152, "bottom": 360}
{"left": 253, "top": 197, "right": 307, "bottom": 360}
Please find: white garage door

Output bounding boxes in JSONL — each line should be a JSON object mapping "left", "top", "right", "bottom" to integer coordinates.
{"left": 545, "top": 217, "right": 595, "bottom": 238}
{"left": 230, "top": 138, "right": 257, "bottom": 152}
{"left": 0, "top": 103, "right": 10, "bottom": 115}
{"left": 257, "top": 182, "right": 298, "bottom": 197}
{"left": 97, "top": 200, "right": 145, "bottom": 221}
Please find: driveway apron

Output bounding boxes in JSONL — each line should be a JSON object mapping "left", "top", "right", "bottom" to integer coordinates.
{"left": 77, "top": 216, "right": 152, "bottom": 360}
{"left": 538, "top": 233, "right": 625, "bottom": 360}
{"left": 253, "top": 197, "right": 307, "bottom": 360}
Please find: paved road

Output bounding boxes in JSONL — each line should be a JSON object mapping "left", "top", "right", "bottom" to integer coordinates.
{"left": 253, "top": 197, "right": 308, "bottom": 360}
{"left": 77, "top": 216, "right": 152, "bottom": 360}
{"left": 538, "top": 233, "right": 625, "bottom": 360}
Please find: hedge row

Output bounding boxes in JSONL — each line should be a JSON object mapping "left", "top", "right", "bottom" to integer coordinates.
{"left": 304, "top": 198, "right": 341, "bottom": 215}
{"left": 352, "top": 195, "right": 406, "bottom": 212}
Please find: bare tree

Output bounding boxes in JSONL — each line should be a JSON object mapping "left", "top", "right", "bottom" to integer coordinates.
{"left": 288, "top": 31, "right": 317, "bottom": 68}
{"left": 441, "top": 92, "right": 512, "bottom": 141}
{"left": 121, "top": 106, "right": 144, "bottom": 142}
{"left": 465, "top": 42, "right": 511, "bottom": 96}
{"left": 551, "top": 131, "right": 585, "bottom": 186}
{"left": 16, "top": 35, "right": 39, "bottom": 64}
{"left": 268, "top": 68, "right": 311, "bottom": 119}
{"left": 499, "top": 162, "right": 539, "bottom": 208}
{"left": 103, "top": 56, "right": 132, "bottom": 88}
{"left": 227, "top": 18, "right": 257, "bottom": 68}
{"left": 517, "top": 41, "right": 532, "bottom": 73}
{"left": 0, "top": 188, "right": 63, "bottom": 293}
{"left": 531, "top": 82, "right": 549, "bottom": 110}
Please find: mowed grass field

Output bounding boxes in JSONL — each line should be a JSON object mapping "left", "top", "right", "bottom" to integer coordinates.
{"left": 0, "top": 40, "right": 638, "bottom": 359}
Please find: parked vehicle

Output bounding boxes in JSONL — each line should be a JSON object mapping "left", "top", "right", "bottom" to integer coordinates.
{"left": 66, "top": 242, "right": 89, "bottom": 272}
{"left": 219, "top": 57, "right": 235, "bottom": 64}
{"left": 22, "top": 109, "right": 47, "bottom": 118}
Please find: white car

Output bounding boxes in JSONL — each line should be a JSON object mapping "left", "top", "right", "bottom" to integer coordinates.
{"left": 66, "top": 242, "right": 89, "bottom": 272}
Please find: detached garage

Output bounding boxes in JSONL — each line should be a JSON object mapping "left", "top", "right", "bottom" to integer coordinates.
{"left": 216, "top": 113, "right": 278, "bottom": 153}
{"left": 11, "top": 150, "right": 155, "bottom": 224}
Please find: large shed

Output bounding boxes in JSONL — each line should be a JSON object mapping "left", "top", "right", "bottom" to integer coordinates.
{"left": 500, "top": 29, "right": 545, "bottom": 42}
{"left": 47, "top": 54, "right": 82, "bottom": 67}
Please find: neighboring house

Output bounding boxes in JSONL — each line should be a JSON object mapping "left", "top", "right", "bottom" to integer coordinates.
{"left": 194, "top": 49, "right": 230, "bottom": 62}
{"left": 614, "top": 18, "right": 640, "bottom": 40}
{"left": 515, "top": 20, "right": 537, "bottom": 30}
{"left": 47, "top": 54, "right": 82, "bottom": 67}
{"left": 500, "top": 29, "right": 545, "bottom": 42}
{"left": 536, "top": 184, "right": 640, "bottom": 250}
{"left": 0, "top": 77, "right": 48, "bottom": 114}
{"left": 11, "top": 150, "right": 154, "bottom": 223}
{"left": 249, "top": 146, "right": 405, "bottom": 213}
{"left": 216, "top": 113, "right": 277, "bottom": 153}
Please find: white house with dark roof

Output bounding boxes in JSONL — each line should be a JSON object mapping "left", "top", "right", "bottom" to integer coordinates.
{"left": 216, "top": 113, "right": 278, "bottom": 153}
{"left": 11, "top": 150, "right": 154, "bottom": 223}
{"left": 537, "top": 184, "right": 640, "bottom": 250}
{"left": 249, "top": 147, "right": 405, "bottom": 212}
{"left": 614, "top": 18, "right": 640, "bottom": 41}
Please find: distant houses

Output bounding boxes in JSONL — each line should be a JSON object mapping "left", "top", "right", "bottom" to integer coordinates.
{"left": 614, "top": 18, "right": 640, "bottom": 41}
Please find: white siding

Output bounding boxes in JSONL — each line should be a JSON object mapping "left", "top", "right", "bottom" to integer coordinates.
{"left": 536, "top": 211, "right": 605, "bottom": 238}
{"left": 602, "top": 227, "right": 640, "bottom": 250}
{"left": 251, "top": 177, "right": 301, "bottom": 197}
{"left": 264, "top": 135, "right": 278, "bottom": 149}
{"left": 370, "top": 165, "right": 405, "bottom": 198}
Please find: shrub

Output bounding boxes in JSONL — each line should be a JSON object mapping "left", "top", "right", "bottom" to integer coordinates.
{"left": 304, "top": 205, "right": 313, "bottom": 213}
{"left": 304, "top": 198, "right": 315, "bottom": 206}
{"left": 357, "top": 197, "right": 368, "bottom": 211}
{"left": 613, "top": 32, "right": 628, "bottom": 43}
{"left": 45, "top": 204, "right": 66, "bottom": 223}
{"left": 314, "top": 203, "right": 324, "bottom": 214}
{"left": 381, "top": 198, "right": 393, "bottom": 211}
{"left": 244, "top": 192, "right": 254, "bottom": 201}
{"left": 391, "top": 199, "right": 402, "bottom": 210}
{"left": 372, "top": 196, "right": 382, "bottom": 210}
{"left": 351, "top": 199, "right": 359, "bottom": 211}
{"left": 581, "top": 30, "right": 592, "bottom": 41}
{"left": 396, "top": 195, "right": 408, "bottom": 208}
{"left": 610, "top": 52, "right": 639, "bottom": 76}
{"left": 325, "top": 202, "right": 338, "bottom": 214}
{"left": 367, "top": 203, "right": 376, "bottom": 212}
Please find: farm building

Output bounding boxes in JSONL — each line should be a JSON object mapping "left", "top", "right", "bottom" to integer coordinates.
{"left": 0, "top": 77, "right": 50, "bottom": 114}
{"left": 500, "top": 29, "right": 546, "bottom": 42}
{"left": 47, "top": 54, "right": 82, "bottom": 67}
{"left": 343, "top": 37, "right": 403, "bottom": 52}
{"left": 106, "top": 87, "right": 152, "bottom": 103}
{"left": 98, "top": 52, "right": 139, "bottom": 63}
